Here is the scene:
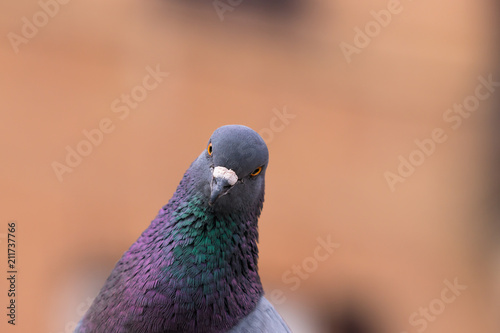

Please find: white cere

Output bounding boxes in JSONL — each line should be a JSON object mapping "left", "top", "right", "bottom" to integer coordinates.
{"left": 213, "top": 166, "right": 238, "bottom": 186}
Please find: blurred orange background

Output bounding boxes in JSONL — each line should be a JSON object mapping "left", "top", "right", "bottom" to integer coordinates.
{"left": 1, "top": 0, "right": 499, "bottom": 332}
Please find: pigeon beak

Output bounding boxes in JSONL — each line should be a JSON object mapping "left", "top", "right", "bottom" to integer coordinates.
{"left": 209, "top": 166, "right": 238, "bottom": 205}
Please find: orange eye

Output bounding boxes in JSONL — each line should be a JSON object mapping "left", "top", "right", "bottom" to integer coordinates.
{"left": 207, "top": 143, "right": 213, "bottom": 156}
{"left": 250, "top": 167, "right": 262, "bottom": 177}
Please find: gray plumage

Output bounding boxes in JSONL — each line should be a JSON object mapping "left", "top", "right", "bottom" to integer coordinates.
{"left": 229, "top": 297, "right": 291, "bottom": 333}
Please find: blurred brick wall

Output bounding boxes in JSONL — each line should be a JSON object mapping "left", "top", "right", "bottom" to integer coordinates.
{"left": 0, "top": 1, "right": 498, "bottom": 332}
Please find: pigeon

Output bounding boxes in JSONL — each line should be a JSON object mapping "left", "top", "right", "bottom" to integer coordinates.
{"left": 75, "top": 125, "right": 291, "bottom": 333}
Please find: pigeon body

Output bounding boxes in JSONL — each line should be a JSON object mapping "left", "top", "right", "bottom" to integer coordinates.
{"left": 75, "top": 125, "right": 290, "bottom": 333}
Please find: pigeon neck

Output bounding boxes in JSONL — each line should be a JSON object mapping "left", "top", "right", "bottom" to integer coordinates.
{"left": 153, "top": 172, "right": 264, "bottom": 331}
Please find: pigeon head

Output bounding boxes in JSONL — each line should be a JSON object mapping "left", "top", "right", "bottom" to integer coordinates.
{"left": 191, "top": 125, "right": 269, "bottom": 212}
